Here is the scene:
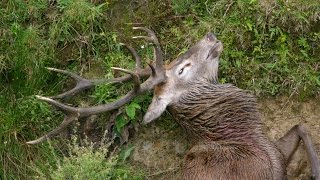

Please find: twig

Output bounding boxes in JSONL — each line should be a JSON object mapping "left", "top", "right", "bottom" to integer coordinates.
{"left": 281, "top": 87, "right": 298, "bottom": 112}
{"left": 223, "top": 1, "right": 235, "bottom": 18}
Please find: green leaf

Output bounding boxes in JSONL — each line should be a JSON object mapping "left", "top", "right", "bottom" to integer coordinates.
{"left": 130, "top": 102, "right": 141, "bottom": 109}
{"left": 115, "top": 115, "right": 128, "bottom": 133}
{"left": 126, "top": 105, "right": 135, "bottom": 120}
{"left": 126, "top": 102, "right": 140, "bottom": 119}
{"left": 119, "top": 145, "right": 135, "bottom": 162}
{"left": 134, "top": 95, "right": 150, "bottom": 103}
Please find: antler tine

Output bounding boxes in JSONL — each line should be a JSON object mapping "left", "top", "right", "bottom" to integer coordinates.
{"left": 132, "top": 27, "right": 160, "bottom": 45}
{"left": 47, "top": 68, "right": 94, "bottom": 99}
{"left": 47, "top": 67, "right": 84, "bottom": 81}
{"left": 147, "top": 63, "right": 156, "bottom": 76}
{"left": 132, "top": 27, "right": 164, "bottom": 72}
{"left": 26, "top": 114, "right": 78, "bottom": 144}
{"left": 36, "top": 95, "right": 78, "bottom": 113}
{"left": 111, "top": 67, "right": 141, "bottom": 91}
{"left": 120, "top": 43, "right": 142, "bottom": 72}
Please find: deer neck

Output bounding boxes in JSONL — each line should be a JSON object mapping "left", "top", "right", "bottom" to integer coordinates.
{"left": 168, "top": 83, "right": 265, "bottom": 145}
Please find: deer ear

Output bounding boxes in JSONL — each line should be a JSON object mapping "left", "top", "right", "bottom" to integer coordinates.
{"left": 143, "top": 96, "right": 171, "bottom": 124}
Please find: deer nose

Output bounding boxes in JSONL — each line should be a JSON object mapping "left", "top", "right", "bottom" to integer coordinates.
{"left": 206, "top": 32, "right": 216, "bottom": 42}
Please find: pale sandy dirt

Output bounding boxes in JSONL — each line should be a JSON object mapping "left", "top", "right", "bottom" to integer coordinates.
{"left": 129, "top": 96, "right": 320, "bottom": 180}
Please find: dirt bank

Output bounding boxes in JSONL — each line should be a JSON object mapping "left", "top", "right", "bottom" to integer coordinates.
{"left": 129, "top": 96, "right": 320, "bottom": 179}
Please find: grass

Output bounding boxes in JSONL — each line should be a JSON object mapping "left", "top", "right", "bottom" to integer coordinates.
{"left": 0, "top": 0, "right": 319, "bottom": 179}
{"left": 34, "top": 138, "right": 144, "bottom": 180}
{"left": 166, "top": 0, "right": 320, "bottom": 97}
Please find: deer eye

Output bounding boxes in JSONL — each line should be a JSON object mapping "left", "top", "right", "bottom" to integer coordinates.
{"left": 178, "top": 63, "right": 191, "bottom": 75}
{"left": 178, "top": 68, "right": 184, "bottom": 75}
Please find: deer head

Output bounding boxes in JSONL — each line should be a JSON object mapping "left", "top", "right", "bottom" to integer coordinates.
{"left": 143, "top": 32, "right": 223, "bottom": 124}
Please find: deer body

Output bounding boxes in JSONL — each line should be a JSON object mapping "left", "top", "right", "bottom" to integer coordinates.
{"left": 29, "top": 28, "right": 319, "bottom": 179}
{"left": 169, "top": 83, "right": 286, "bottom": 179}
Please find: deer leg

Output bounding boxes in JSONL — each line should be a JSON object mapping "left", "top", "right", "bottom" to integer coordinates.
{"left": 275, "top": 124, "right": 320, "bottom": 180}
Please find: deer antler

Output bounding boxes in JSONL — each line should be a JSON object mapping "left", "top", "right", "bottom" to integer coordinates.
{"left": 26, "top": 27, "right": 166, "bottom": 144}
{"left": 48, "top": 43, "right": 151, "bottom": 100}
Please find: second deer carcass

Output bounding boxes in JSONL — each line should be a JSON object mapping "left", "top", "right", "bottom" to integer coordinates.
{"left": 27, "top": 28, "right": 319, "bottom": 179}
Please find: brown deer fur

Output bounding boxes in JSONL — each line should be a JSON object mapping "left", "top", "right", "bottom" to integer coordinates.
{"left": 169, "top": 83, "right": 286, "bottom": 179}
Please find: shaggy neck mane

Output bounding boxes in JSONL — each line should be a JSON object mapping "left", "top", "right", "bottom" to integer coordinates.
{"left": 169, "top": 82, "right": 264, "bottom": 145}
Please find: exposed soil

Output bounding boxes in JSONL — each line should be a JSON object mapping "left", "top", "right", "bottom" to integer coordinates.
{"left": 129, "top": 96, "right": 320, "bottom": 180}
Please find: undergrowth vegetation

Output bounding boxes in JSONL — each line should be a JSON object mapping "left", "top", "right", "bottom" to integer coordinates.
{"left": 0, "top": 0, "right": 319, "bottom": 179}
{"left": 35, "top": 138, "right": 143, "bottom": 180}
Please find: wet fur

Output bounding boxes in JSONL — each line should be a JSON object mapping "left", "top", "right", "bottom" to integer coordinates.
{"left": 168, "top": 82, "right": 287, "bottom": 179}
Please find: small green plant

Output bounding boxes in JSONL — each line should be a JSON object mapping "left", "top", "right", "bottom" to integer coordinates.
{"left": 91, "top": 83, "right": 118, "bottom": 103}
{"left": 37, "top": 139, "right": 143, "bottom": 180}
{"left": 115, "top": 101, "right": 141, "bottom": 134}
